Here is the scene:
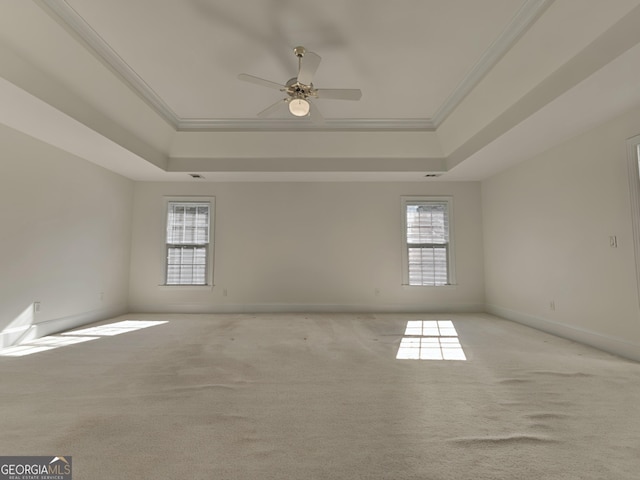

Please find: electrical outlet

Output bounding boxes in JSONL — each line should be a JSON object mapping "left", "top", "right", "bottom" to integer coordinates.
{"left": 223, "top": 289, "right": 228, "bottom": 297}
{"left": 550, "top": 300, "right": 556, "bottom": 311}
{"left": 33, "top": 302, "right": 41, "bottom": 313}
{"left": 609, "top": 236, "right": 618, "bottom": 248}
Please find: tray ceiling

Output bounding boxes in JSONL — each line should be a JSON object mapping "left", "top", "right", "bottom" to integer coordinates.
{"left": 2, "top": 0, "right": 640, "bottom": 181}
{"left": 47, "top": 0, "right": 535, "bottom": 129}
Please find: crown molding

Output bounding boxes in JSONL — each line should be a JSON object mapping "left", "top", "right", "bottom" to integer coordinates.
{"left": 432, "top": 0, "right": 554, "bottom": 127}
{"left": 37, "top": 0, "right": 552, "bottom": 132}
{"left": 36, "top": 0, "right": 180, "bottom": 128}
{"left": 176, "top": 118, "right": 436, "bottom": 132}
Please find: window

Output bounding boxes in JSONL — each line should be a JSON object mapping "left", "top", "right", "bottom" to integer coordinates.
{"left": 165, "top": 201, "right": 212, "bottom": 285}
{"left": 402, "top": 197, "right": 454, "bottom": 286}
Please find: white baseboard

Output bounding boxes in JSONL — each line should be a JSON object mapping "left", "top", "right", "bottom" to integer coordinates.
{"left": 13, "top": 305, "right": 128, "bottom": 346}
{"left": 129, "top": 302, "right": 485, "bottom": 315}
{"left": 486, "top": 304, "right": 640, "bottom": 362}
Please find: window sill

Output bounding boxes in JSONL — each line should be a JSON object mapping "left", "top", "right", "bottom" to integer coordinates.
{"left": 158, "top": 284, "right": 214, "bottom": 292}
{"left": 401, "top": 283, "right": 458, "bottom": 288}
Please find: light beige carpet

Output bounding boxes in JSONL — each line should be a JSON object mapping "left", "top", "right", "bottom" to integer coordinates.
{"left": 1, "top": 312, "right": 639, "bottom": 479}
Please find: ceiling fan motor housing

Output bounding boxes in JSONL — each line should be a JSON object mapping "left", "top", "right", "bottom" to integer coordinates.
{"left": 286, "top": 77, "right": 315, "bottom": 98}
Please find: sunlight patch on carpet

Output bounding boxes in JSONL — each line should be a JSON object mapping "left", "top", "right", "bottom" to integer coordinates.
{"left": 0, "top": 320, "right": 168, "bottom": 357}
{"left": 0, "top": 344, "right": 58, "bottom": 357}
{"left": 396, "top": 320, "right": 466, "bottom": 361}
{"left": 62, "top": 320, "right": 168, "bottom": 336}
{"left": 0, "top": 335, "right": 99, "bottom": 356}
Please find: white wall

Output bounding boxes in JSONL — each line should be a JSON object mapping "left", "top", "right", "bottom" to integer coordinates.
{"left": 482, "top": 106, "right": 640, "bottom": 360}
{"left": 5, "top": 98, "right": 640, "bottom": 360}
{"left": 129, "top": 181, "right": 485, "bottom": 313}
{"left": 0, "top": 125, "right": 134, "bottom": 346}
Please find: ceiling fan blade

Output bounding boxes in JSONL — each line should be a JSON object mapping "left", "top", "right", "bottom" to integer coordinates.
{"left": 257, "top": 98, "right": 289, "bottom": 117}
{"left": 308, "top": 100, "right": 325, "bottom": 124}
{"left": 297, "top": 51, "right": 321, "bottom": 86}
{"left": 238, "top": 73, "right": 285, "bottom": 90}
{"left": 315, "top": 88, "right": 362, "bottom": 101}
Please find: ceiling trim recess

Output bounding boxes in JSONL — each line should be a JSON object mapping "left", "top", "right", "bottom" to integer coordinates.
{"left": 168, "top": 156, "right": 447, "bottom": 173}
{"left": 37, "top": 0, "right": 553, "bottom": 133}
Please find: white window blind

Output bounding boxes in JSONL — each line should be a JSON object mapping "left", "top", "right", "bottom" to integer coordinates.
{"left": 166, "top": 202, "right": 210, "bottom": 285}
{"left": 405, "top": 200, "right": 451, "bottom": 286}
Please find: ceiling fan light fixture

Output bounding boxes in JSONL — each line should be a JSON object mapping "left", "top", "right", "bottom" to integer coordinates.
{"left": 289, "top": 98, "right": 310, "bottom": 117}
{"left": 239, "top": 46, "right": 361, "bottom": 120}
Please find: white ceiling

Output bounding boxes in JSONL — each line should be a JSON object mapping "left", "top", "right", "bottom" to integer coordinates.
{"left": 2, "top": 0, "right": 640, "bottom": 181}
{"left": 58, "top": 0, "right": 525, "bottom": 121}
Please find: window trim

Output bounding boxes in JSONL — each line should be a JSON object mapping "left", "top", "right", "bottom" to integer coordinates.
{"left": 626, "top": 135, "right": 640, "bottom": 308}
{"left": 162, "top": 196, "right": 215, "bottom": 288}
{"left": 401, "top": 196, "right": 456, "bottom": 286}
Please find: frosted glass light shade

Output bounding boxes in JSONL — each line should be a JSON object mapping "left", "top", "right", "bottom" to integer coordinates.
{"left": 289, "top": 98, "right": 310, "bottom": 116}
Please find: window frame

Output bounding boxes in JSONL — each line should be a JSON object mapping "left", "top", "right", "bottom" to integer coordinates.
{"left": 626, "top": 135, "right": 640, "bottom": 307}
{"left": 162, "top": 196, "right": 215, "bottom": 288}
{"left": 401, "top": 196, "right": 456, "bottom": 286}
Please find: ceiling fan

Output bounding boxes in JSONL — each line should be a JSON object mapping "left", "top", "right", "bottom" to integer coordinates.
{"left": 238, "top": 46, "right": 362, "bottom": 122}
